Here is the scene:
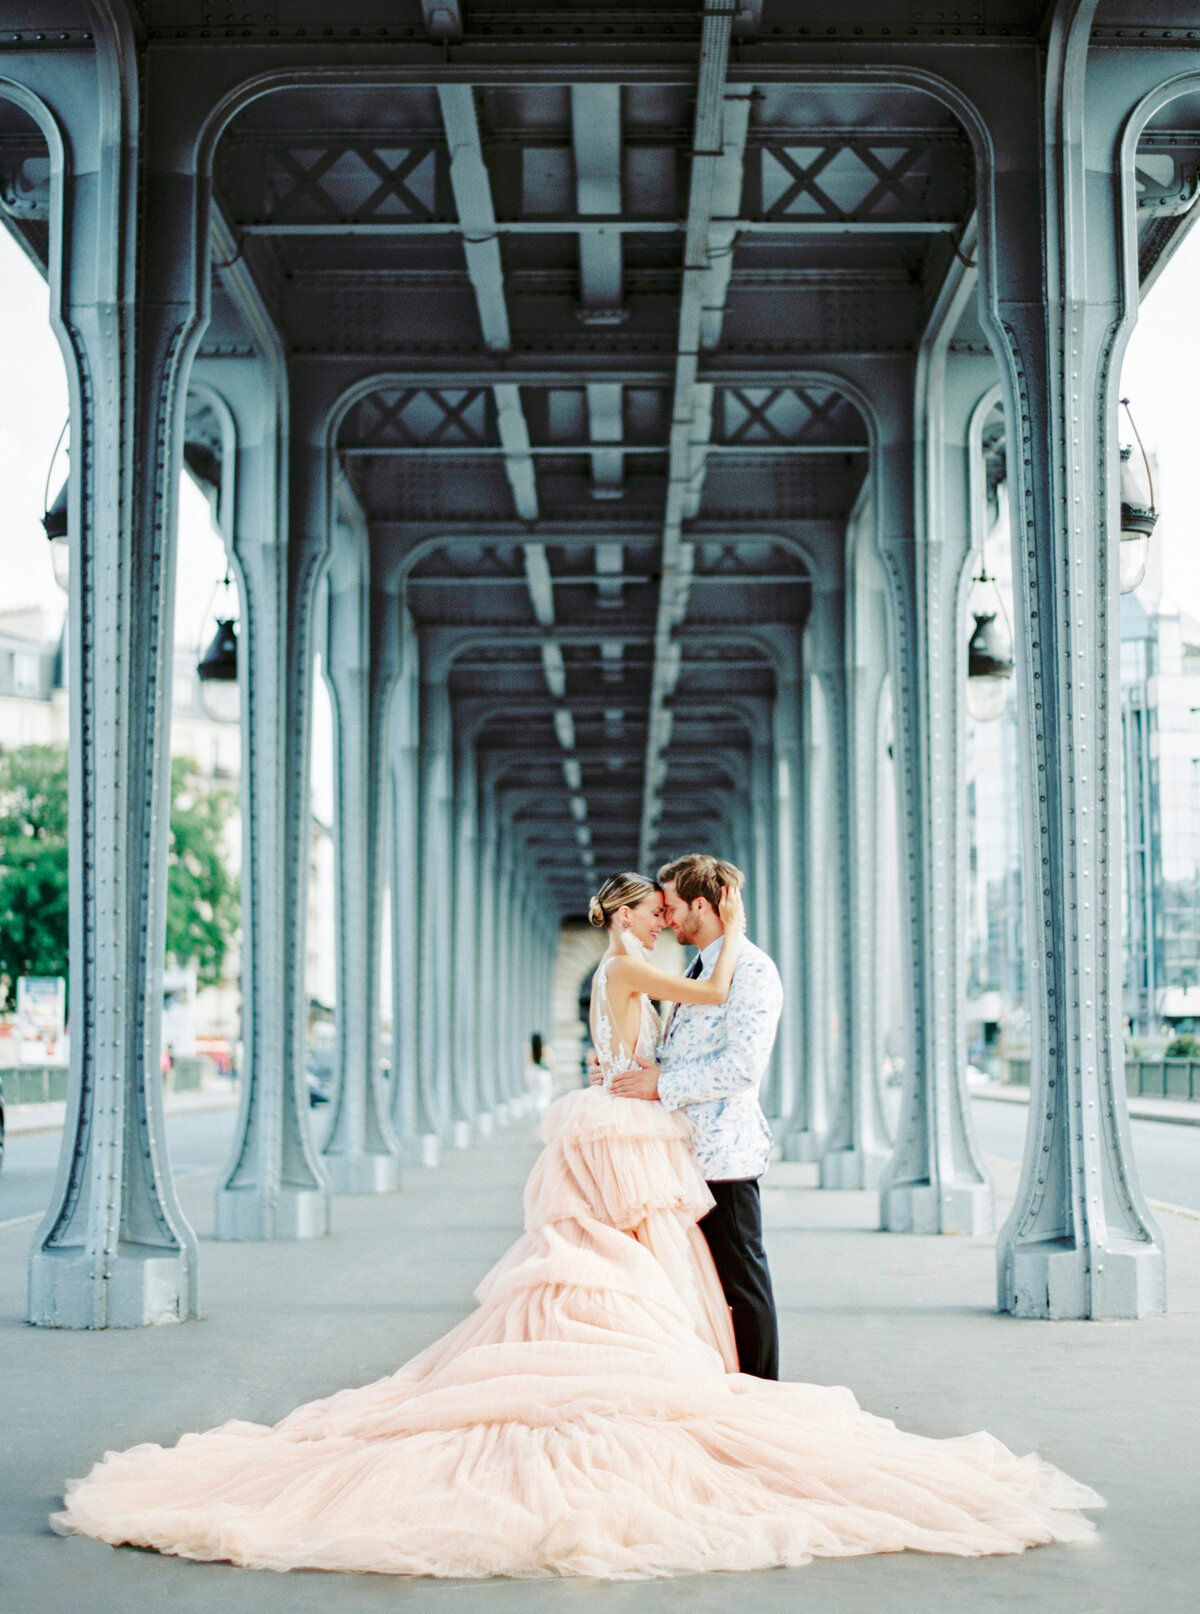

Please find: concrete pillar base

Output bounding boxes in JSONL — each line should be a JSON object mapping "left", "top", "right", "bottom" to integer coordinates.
{"left": 452, "top": 1120, "right": 472, "bottom": 1150}
{"left": 782, "top": 1129, "right": 825, "bottom": 1163}
{"left": 417, "top": 1133, "right": 441, "bottom": 1168}
{"left": 881, "top": 1178, "right": 993, "bottom": 1237}
{"left": 819, "top": 1147, "right": 889, "bottom": 1191}
{"left": 214, "top": 1184, "right": 331, "bottom": 1242}
{"left": 476, "top": 1112, "right": 494, "bottom": 1136}
{"left": 322, "top": 1152, "right": 404, "bottom": 1195}
{"left": 1001, "top": 1237, "right": 1166, "bottom": 1320}
{"left": 28, "top": 1247, "right": 196, "bottom": 1329}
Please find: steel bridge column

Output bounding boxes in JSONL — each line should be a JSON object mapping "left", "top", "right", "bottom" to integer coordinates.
{"left": 771, "top": 661, "right": 805, "bottom": 1139}
{"left": 778, "top": 587, "right": 846, "bottom": 1168}
{"left": 29, "top": 58, "right": 204, "bottom": 1325}
{"left": 476, "top": 780, "right": 506, "bottom": 1126}
{"left": 495, "top": 835, "right": 519, "bottom": 1111}
{"left": 985, "top": 26, "right": 1165, "bottom": 1316}
{"left": 386, "top": 612, "right": 422, "bottom": 1159}
{"left": 215, "top": 381, "right": 333, "bottom": 1240}
{"left": 515, "top": 866, "right": 536, "bottom": 1113}
{"left": 820, "top": 530, "right": 892, "bottom": 1192}
{"left": 875, "top": 388, "right": 989, "bottom": 1226}
{"left": 318, "top": 531, "right": 404, "bottom": 1194}
{"left": 880, "top": 345, "right": 996, "bottom": 1236}
{"left": 450, "top": 723, "right": 482, "bottom": 1141}
{"left": 748, "top": 737, "right": 782, "bottom": 1117}
{"left": 415, "top": 652, "right": 455, "bottom": 1162}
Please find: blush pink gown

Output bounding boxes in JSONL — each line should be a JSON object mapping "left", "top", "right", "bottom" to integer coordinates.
{"left": 53, "top": 964, "right": 1101, "bottom": 1578}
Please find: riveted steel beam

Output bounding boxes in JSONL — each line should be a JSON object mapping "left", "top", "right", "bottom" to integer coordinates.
{"left": 28, "top": 57, "right": 205, "bottom": 1327}
{"left": 239, "top": 217, "right": 957, "bottom": 237}
{"left": 318, "top": 489, "right": 405, "bottom": 1194}
{"left": 639, "top": 0, "right": 750, "bottom": 865}
{"left": 436, "top": 85, "right": 600, "bottom": 894}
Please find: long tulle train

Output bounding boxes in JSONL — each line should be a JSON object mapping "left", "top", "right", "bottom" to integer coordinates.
{"left": 53, "top": 1088, "right": 1102, "bottom": 1578}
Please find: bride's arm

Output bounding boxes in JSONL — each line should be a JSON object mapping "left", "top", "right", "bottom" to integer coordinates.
{"left": 609, "top": 887, "right": 745, "bottom": 1005}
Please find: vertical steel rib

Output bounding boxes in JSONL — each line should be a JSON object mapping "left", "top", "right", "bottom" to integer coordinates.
{"left": 639, "top": 1, "right": 748, "bottom": 866}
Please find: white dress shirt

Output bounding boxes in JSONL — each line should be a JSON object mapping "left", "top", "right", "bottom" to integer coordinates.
{"left": 657, "top": 934, "right": 783, "bottom": 1181}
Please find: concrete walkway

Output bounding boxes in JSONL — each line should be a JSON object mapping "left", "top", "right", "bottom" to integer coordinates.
{"left": 1, "top": 1118, "right": 1196, "bottom": 1614}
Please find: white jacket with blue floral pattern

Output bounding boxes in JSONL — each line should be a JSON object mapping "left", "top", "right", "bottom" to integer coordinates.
{"left": 656, "top": 934, "right": 783, "bottom": 1181}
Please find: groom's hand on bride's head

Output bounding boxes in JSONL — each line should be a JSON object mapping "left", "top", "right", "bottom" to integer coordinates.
{"left": 609, "top": 1055, "right": 660, "bottom": 1101}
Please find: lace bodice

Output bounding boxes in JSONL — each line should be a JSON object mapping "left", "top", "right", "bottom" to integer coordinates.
{"left": 590, "top": 951, "right": 662, "bottom": 1085}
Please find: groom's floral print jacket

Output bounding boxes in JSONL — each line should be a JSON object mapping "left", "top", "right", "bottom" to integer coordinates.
{"left": 657, "top": 935, "right": 783, "bottom": 1181}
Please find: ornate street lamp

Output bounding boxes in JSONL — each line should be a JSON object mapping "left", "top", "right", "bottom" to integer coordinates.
{"left": 41, "top": 421, "right": 70, "bottom": 592}
{"left": 1118, "top": 397, "right": 1158, "bottom": 595}
{"left": 966, "top": 556, "right": 1014, "bottom": 724}
{"left": 196, "top": 571, "right": 239, "bottom": 723}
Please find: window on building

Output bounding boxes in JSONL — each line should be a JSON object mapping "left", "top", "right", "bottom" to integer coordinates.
{"left": 13, "top": 650, "right": 38, "bottom": 692}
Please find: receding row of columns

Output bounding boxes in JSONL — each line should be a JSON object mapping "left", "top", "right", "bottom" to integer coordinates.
{"left": 12, "top": 2, "right": 1177, "bottom": 1326}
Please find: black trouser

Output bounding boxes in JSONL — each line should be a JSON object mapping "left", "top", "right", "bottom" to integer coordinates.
{"left": 698, "top": 1177, "right": 779, "bottom": 1380}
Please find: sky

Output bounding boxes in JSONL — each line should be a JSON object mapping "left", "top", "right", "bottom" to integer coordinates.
{"left": 2, "top": 217, "right": 1199, "bottom": 659}
{"left": 0, "top": 232, "right": 228, "bottom": 651}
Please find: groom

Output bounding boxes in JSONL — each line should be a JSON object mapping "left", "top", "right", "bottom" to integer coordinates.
{"left": 610, "top": 853, "right": 784, "bottom": 1379}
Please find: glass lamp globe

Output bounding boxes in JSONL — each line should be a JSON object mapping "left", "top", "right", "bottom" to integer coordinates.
{"left": 42, "top": 477, "right": 70, "bottom": 592}
{"left": 48, "top": 537, "right": 70, "bottom": 592}
{"left": 1119, "top": 443, "right": 1157, "bottom": 595}
{"left": 966, "top": 611, "right": 1013, "bottom": 723}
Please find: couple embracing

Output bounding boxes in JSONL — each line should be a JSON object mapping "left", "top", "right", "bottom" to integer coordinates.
{"left": 587, "top": 853, "right": 782, "bottom": 1382}
{"left": 55, "top": 855, "right": 1102, "bottom": 1579}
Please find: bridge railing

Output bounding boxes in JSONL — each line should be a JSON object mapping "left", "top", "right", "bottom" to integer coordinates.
{"left": 1005, "top": 1056, "right": 1200, "bottom": 1101}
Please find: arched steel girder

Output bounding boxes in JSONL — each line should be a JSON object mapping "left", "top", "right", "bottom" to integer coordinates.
{"left": 12, "top": 0, "right": 1192, "bottom": 1330}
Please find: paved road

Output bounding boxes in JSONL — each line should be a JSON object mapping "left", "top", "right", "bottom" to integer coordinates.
{"left": 971, "top": 1094, "right": 1200, "bottom": 1213}
{"left": 0, "top": 1106, "right": 241, "bottom": 1229}
{"left": 2, "top": 1096, "right": 1197, "bottom": 1231}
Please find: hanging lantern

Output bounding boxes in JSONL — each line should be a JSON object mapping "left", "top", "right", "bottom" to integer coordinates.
{"left": 966, "top": 609, "right": 1014, "bottom": 723}
{"left": 197, "top": 607, "right": 239, "bottom": 724}
{"left": 41, "top": 422, "right": 70, "bottom": 592}
{"left": 1118, "top": 398, "right": 1158, "bottom": 594}
{"left": 965, "top": 539, "right": 1014, "bottom": 724}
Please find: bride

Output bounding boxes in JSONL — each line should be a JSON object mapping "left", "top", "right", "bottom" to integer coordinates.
{"left": 54, "top": 871, "right": 1101, "bottom": 1579}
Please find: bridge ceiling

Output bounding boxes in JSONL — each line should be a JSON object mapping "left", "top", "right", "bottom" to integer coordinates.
{"left": 6, "top": 8, "right": 1200, "bottom": 913}
{"left": 212, "top": 69, "right": 936, "bottom": 908}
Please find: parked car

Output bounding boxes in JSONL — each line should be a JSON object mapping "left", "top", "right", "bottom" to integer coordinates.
{"left": 307, "top": 1062, "right": 335, "bottom": 1107}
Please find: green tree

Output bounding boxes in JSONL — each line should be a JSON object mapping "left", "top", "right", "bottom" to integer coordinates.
{"left": 166, "top": 755, "right": 239, "bottom": 988}
{"left": 0, "top": 745, "right": 70, "bottom": 1003}
{"left": 0, "top": 745, "right": 239, "bottom": 1003}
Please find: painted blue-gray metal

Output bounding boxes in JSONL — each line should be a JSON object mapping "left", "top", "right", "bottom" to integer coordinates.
{"left": 23, "top": 40, "right": 203, "bottom": 1326}
{"left": 419, "top": 1, "right": 462, "bottom": 45}
{"left": 317, "top": 486, "right": 404, "bottom": 1194}
{"left": 980, "top": 7, "right": 1171, "bottom": 1317}
{"left": 571, "top": 85, "right": 624, "bottom": 328}
{"left": 214, "top": 374, "right": 335, "bottom": 1241}
{"left": 2, "top": 1, "right": 1187, "bottom": 1326}
{"left": 879, "top": 273, "right": 996, "bottom": 1234}
{"left": 825, "top": 501, "right": 905, "bottom": 1193}
{"left": 782, "top": 582, "right": 840, "bottom": 1163}
{"left": 415, "top": 657, "right": 455, "bottom": 1163}
{"left": 450, "top": 722, "right": 483, "bottom": 1142}
{"left": 386, "top": 603, "right": 422, "bottom": 1156}
{"left": 639, "top": 1, "right": 749, "bottom": 866}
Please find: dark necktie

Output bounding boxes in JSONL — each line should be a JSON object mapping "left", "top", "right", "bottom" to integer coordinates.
{"left": 686, "top": 953, "right": 704, "bottom": 980}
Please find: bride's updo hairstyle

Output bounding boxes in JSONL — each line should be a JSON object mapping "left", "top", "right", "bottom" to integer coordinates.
{"left": 587, "top": 872, "right": 658, "bottom": 929}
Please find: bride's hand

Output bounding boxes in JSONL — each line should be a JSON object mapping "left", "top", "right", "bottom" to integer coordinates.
{"left": 718, "top": 884, "right": 745, "bottom": 935}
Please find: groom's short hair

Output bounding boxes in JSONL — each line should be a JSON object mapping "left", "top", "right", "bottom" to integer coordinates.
{"left": 657, "top": 853, "right": 745, "bottom": 911}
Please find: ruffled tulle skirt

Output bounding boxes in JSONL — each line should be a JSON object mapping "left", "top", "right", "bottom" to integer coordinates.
{"left": 53, "top": 1087, "right": 1102, "bottom": 1578}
